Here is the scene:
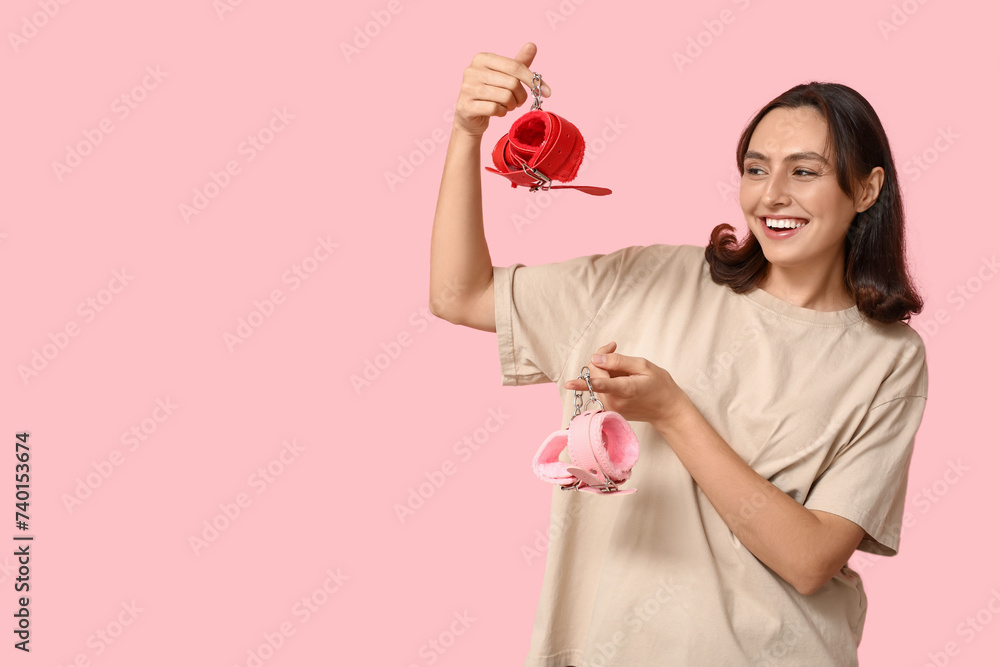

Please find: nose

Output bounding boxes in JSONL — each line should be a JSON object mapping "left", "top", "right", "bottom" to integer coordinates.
{"left": 761, "top": 170, "right": 791, "bottom": 207}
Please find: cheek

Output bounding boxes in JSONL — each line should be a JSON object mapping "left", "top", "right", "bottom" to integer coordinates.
{"left": 738, "top": 182, "right": 754, "bottom": 212}
{"left": 811, "top": 183, "right": 851, "bottom": 214}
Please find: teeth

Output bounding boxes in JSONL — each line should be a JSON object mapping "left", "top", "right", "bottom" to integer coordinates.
{"left": 764, "top": 217, "right": 807, "bottom": 229}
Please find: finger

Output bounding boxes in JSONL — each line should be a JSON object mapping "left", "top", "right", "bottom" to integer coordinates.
{"left": 585, "top": 341, "right": 618, "bottom": 378}
{"left": 577, "top": 342, "right": 617, "bottom": 383}
{"left": 562, "top": 342, "right": 618, "bottom": 388}
{"left": 513, "top": 42, "right": 536, "bottom": 68}
{"left": 592, "top": 352, "right": 646, "bottom": 375}
{"left": 580, "top": 375, "right": 624, "bottom": 398}
{"left": 466, "top": 69, "right": 528, "bottom": 110}
{"left": 587, "top": 357, "right": 612, "bottom": 379}
{"left": 563, "top": 378, "right": 600, "bottom": 392}
{"left": 477, "top": 42, "right": 546, "bottom": 99}
{"left": 513, "top": 42, "right": 552, "bottom": 97}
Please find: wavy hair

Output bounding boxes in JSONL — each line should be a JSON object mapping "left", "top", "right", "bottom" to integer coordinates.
{"left": 705, "top": 82, "right": 923, "bottom": 324}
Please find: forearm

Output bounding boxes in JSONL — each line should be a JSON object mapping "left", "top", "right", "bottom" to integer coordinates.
{"left": 429, "top": 126, "right": 493, "bottom": 319}
{"left": 653, "top": 398, "right": 848, "bottom": 594}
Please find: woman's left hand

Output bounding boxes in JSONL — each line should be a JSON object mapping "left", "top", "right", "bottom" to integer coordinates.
{"left": 563, "top": 342, "right": 691, "bottom": 427}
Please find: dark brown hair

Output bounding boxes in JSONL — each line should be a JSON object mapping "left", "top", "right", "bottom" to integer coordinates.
{"left": 705, "top": 82, "right": 923, "bottom": 324}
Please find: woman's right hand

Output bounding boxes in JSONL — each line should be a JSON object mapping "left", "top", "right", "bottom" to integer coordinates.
{"left": 453, "top": 42, "right": 552, "bottom": 139}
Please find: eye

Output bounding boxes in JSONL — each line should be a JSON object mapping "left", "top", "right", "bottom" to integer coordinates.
{"left": 744, "top": 166, "right": 764, "bottom": 175}
{"left": 794, "top": 169, "right": 817, "bottom": 176}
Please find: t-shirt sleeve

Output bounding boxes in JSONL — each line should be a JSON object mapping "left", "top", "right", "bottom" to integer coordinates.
{"left": 802, "top": 333, "right": 929, "bottom": 556}
{"left": 492, "top": 245, "right": 645, "bottom": 386}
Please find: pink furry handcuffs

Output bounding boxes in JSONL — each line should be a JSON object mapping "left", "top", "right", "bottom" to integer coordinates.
{"left": 532, "top": 367, "right": 639, "bottom": 495}
{"left": 484, "top": 73, "right": 612, "bottom": 196}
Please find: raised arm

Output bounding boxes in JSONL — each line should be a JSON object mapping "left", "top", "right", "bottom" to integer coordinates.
{"left": 428, "top": 43, "right": 551, "bottom": 332}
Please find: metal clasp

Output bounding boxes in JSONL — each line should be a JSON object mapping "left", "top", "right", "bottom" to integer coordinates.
{"left": 558, "top": 476, "right": 621, "bottom": 494}
{"left": 521, "top": 73, "right": 551, "bottom": 193}
{"left": 517, "top": 159, "right": 551, "bottom": 192}
{"left": 572, "top": 366, "right": 605, "bottom": 418}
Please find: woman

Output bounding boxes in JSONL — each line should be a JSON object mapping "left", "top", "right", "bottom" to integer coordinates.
{"left": 429, "top": 42, "right": 927, "bottom": 667}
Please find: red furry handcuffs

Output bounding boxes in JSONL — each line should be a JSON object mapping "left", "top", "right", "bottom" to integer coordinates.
{"left": 532, "top": 367, "right": 639, "bottom": 495}
{"left": 485, "top": 73, "right": 612, "bottom": 196}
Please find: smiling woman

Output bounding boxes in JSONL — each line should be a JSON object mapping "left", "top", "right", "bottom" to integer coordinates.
{"left": 430, "top": 44, "right": 929, "bottom": 667}
{"left": 707, "top": 82, "right": 923, "bottom": 322}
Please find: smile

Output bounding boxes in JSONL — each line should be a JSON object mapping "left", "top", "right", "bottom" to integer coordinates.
{"left": 758, "top": 217, "right": 809, "bottom": 239}
{"left": 762, "top": 217, "right": 808, "bottom": 229}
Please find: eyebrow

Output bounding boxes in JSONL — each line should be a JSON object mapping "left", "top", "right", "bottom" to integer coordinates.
{"left": 743, "top": 150, "right": 829, "bottom": 164}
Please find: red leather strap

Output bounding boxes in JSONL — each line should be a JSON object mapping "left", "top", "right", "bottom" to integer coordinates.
{"left": 484, "top": 167, "right": 612, "bottom": 196}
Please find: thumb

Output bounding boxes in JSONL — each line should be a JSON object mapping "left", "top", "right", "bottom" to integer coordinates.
{"left": 513, "top": 42, "right": 551, "bottom": 96}
{"left": 586, "top": 341, "right": 617, "bottom": 380}
{"left": 513, "top": 42, "right": 537, "bottom": 68}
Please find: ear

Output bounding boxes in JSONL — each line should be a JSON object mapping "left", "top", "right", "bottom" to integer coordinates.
{"left": 855, "top": 166, "right": 885, "bottom": 213}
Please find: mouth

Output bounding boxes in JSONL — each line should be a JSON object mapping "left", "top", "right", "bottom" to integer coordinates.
{"left": 758, "top": 216, "right": 809, "bottom": 239}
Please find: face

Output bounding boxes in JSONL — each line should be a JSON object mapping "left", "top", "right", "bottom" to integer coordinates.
{"left": 739, "top": 106, "right": 865, "bottom": 274}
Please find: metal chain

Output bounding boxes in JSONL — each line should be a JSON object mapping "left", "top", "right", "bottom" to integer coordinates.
{"left": 572, "top": 366, "right": 604, "bottom": 417}
{"left": 530, "top": 72, "right": 543, "bottom": 110}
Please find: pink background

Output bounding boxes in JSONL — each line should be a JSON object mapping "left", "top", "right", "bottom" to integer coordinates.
{"left": 2, "top": 1, "right": 997, "bottom": 665}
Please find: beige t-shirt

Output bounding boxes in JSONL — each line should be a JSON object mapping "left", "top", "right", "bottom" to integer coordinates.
{"left": 493, "top": 243, "right": 928, "bottom": 667}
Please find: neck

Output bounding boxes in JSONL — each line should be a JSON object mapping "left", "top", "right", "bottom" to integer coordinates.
{"left": 759, "top": 250, "right": 854, "bottom": 311}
